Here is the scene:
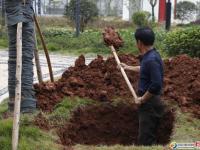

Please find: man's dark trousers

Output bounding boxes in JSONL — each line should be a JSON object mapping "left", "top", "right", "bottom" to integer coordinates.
{"left": 138, "top": 96, "right": 165, "bottom": 145}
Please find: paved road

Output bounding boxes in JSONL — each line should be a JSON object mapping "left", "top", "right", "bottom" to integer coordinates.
{"left": 0, "top": 50, "right": 94, "bottom": 103}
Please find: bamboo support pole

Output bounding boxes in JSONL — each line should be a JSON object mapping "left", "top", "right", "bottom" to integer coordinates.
{"left": 33, "top": 14, "right": 54, "bottom": 82}
{"left": 12, "top": 22, "right": 23, "bottom": 150}
{"left": 33, "top": 25, "right": 43, "bottom": 83}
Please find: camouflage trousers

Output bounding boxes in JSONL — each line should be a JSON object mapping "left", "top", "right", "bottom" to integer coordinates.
{"left": 7, "top": 21, "right": 36, "bottom": 112}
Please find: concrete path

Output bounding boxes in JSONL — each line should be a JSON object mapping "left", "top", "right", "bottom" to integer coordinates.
{"left": 0, "top": 50, "right": 94, "bottom": 103}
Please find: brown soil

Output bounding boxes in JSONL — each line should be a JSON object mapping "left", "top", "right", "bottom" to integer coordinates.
{"left": 34, "top": 112, "right": 51, "bottom": 130}
{"left": 103, "top": 26, "right": 124, "bottom": 49}
{"left": 163, "top": 55, "right": 200, "bottom": 118}
{"left": 34, "top": 54, "right": 200, "bottom": 118}
{"left": 58, "top": 103, "right": 175, "bottom": 146}
{"left": 34, "top": 54, "right": 139, "bottom": 112}
{"left": 34, "top": 54, "right": 200, "bottom": 146}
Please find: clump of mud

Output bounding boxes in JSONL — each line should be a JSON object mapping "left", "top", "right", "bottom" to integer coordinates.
{"left": 103, "top": 26, "right": 124, "bottom": 49}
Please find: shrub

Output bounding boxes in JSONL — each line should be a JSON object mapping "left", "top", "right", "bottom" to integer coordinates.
{"left": 154, "top": 28, "right": 167, "bottom": 50}
{"left": 164, "top": 27, "right": 200, "bottom": 57}
{"left": 132, "top": 11, "right": 151, "bottom": 27}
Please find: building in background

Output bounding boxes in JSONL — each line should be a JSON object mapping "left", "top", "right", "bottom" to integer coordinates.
{"left": 33, "top": 0, "right": 142, "bottom": 19}
{"left": 0, "top": 0, "right": 197, "bottom": 23}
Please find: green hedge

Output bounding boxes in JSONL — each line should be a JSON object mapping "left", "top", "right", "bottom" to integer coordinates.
{"left": 164, "top": 26, "right": 200, "bottom": 57}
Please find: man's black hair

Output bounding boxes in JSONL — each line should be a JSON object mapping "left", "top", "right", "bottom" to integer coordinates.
{"left": 135, "top": 27, "right": 155, "bottom": 46}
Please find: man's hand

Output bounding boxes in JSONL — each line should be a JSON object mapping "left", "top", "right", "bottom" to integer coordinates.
{"left": 135, "top": 97, "right": 143, "bottom": 105}
{"left": 135, "top": 91, "right": 154, "bottom": 105}
{"left": 117, "top": 63, "right": 129, "bottom": 70}
{"left": 120, "top": 63, "right": 129, "bottom": 70}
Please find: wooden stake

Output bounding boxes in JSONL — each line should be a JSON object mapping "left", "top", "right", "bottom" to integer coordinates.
{"left": 33, "top": 14, "right": 54, "bottom": 82}
{"left": 34, "top": 25, "right": 43, "bottom": 83}
{"left": 12, "top": 22, "right": 23, "bottom": 150}
{"left": 110, "top": 46, "right": 138, "bottom": 102}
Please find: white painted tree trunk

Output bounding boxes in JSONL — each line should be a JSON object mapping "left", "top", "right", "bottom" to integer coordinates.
{"left": 122, "top": 0, "right": 130, "bottom": 21}
{"left": 12, "top": 22, "right": 22, "bottom": 150}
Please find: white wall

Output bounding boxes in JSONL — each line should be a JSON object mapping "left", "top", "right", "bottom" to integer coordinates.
{"left": 141, "top": 0, "right": 199, "bottom": 23}
{"left": 122, "top": 0, "right": 130, "bottom": 20}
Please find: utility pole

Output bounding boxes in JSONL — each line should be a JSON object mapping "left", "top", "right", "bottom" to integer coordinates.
{"left": 75, "top": 0, "right": 80, "bottom": 37}
{"left": 165, "top": 0, "right": 171, "bottom": 31}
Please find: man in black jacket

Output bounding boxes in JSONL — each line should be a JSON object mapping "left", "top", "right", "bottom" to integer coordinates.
{"left": 121, "top": 27, "right": 165, "bottom": 145}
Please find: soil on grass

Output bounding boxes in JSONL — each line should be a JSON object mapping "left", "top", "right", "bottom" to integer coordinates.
{"left": 34, "top": 112, "right": 51, "bottom": 130}
{"left": 57, "top": 103, "right": 175, "bottom": 146}
{"left": 34, "top": 54, "right": 200, "bottom": 118}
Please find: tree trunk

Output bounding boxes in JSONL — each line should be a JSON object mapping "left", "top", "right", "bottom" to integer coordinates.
{"left": 152, "top": 6, "right": 155, "bottom": 22}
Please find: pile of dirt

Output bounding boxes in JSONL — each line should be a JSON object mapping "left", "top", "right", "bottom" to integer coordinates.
{"left": 103, "top": 26, "right": 124, "bottom": 49}
{"left": 34, "top": 54, "right": 200, "bottom": 118}
{"left": 34, "top": 54, "right": 139, "bottom": 112}
{"left": 163, "top": 55, "right": 200, "bottom": 118}
{"left": 58, "top": 103, "right": 175, "bottom": 146}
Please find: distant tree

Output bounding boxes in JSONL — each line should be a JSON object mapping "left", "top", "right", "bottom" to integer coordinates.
{"left": 148, "top": 0, "right": 158, "bottom": 22}
{"left": 64, "top": 0, "right": 98, "bottom": 32}
{"left": 176, "top": 1, "right": 197, "bottom": 22}
{"left": 106, "top": 0, "right": 113, "bottom": 16}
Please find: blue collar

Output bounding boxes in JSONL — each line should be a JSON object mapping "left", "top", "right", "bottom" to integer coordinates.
{"left": 139, "top": 48, "right": 156, "bottom": 62}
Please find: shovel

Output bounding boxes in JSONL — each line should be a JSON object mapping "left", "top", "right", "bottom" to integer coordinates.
{"left": 103, "top": 27, "right": 138, "bottom": 103}
{"left": 110, "top": 45, "right": 138, "bottom": 102}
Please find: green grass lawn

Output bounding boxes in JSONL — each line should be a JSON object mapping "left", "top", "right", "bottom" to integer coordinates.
{"left": 0, "top": 97, "right": 199, "bottom": 150}
{"left": 0, "top": 100, "right": 62, "bottom": 150}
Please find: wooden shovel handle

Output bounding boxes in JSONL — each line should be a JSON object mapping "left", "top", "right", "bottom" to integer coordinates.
{"left": 110, "top": 46, "right": 138, "bottom": 102}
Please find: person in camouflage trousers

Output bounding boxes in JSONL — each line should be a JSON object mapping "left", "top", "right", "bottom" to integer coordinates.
{"left": 5, "top": 0, "right": 36, "bottom": 113}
